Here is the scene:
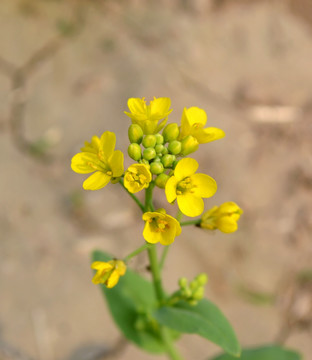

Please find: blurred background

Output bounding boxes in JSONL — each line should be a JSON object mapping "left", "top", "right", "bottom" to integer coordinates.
{"left": 0, "top": 0, "right": 312, "bottom": 359}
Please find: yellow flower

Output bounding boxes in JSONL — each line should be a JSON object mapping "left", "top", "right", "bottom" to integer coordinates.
{"left": 142, "top": 209, "right": 181, "bottom": 245}
{"left": 165, "top": 158, "right": 217, "bottom": 217}
{"left": 71, "top": 131, "right": 124, "bottom": 190}
{"left": 200, "top": 202, "right": 243, "bottom": 233}
{"left": 125, "top": 97, "right": 172, "bottom": 134}
{"left": 91, "top": 260, "right": 126, "bottom": 288}
{"left": 124, "top": 164, "right": 152, "bottom": 193}
{"left": 179, "top": 107, "right": 225, "bottom": 144}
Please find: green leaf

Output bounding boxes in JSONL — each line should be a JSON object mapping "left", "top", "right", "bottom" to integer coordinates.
{"left": 210, "top": 345, "right": 302, "bottom": 360}
{"left": 91, "top": 250, "right": 178, "bottom": 354}
{"left": 153, "top": 299, "right": 241, "bottom": 357}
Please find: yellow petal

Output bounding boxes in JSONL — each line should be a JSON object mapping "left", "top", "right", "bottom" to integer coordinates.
{"left": 106, "top": 270, "right": 120, "bottom": 288}
{"left": 185, "top": 107, "right": 207, "bottom": 127}
{"left": 165, "top": 176, "right": 178, "bottom": 203}
{"left": 150, "top": 97, "right": 171, "bottom": 118}
{"left": 115, "top": 260, "right": 127, "bottom": 276}
{"left": 159, "top": 225, "right": 177, "bottom": 246}
{"left": 179, "top": 108, "right": 192, "bottom": 140}
{"left": 109, "top": 150, "right": 124, "bottom": 177}
{"left": 81, "top": 135, "right": 101, "bottom": 153}
{"left": 191, "top": 174, "right": 217, "bottom": 198}
{"left": 174, "top": 158, "right": 198, "bottom": 182}
{"left": 192, "top": 127, "right": 225, "bottom": 144}
{"left": 217, "top": 217, "right": 238, "bottom": 233}
{"left": 83, "top": 171, "right": 111, "bottom": 190}
{"left": 143, "top": 223, "right": 163, "bottom": 244}
{"left": 127, "top": 98, "right": 146, "bottom": 115}
{"left": 91, "top": 261, "right": 113, "bottom": 271}
{"left": 71, "top": 152, "right": 106, "bottom": 174}
{"left": 100, "top": 131, "right": 116, "bottom": 160}
{"left": 177, "top": 193, "right": 204, "bottom": 217}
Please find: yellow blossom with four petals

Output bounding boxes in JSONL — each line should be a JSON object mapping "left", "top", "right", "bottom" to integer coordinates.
{"left": 179, "top": 107, "right": 225, "bottom": 146}
{"left": 124, "top": 164, "right": 152, "bottom": 193}
{"left": 71, "top": 131, "right": 124, "bottom": 190}
{"left": 125, "top": 97, "right": 172, "bottom": 135}
{"left": 143, "top": 209, "right": 181, "bottom": 245}
{"left": 165, "top": 158, "right": 217, "bottom": 217}
{"left": 91, "top": 260, "right": 126, "bottom": 288}
{"left": 200, "top": 202, "right": 243, "bottom": 233}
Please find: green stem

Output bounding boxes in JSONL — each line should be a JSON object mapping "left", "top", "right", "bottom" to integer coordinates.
{"left": 180, "top": 219, "right": 201, "bottom": 227}
{"left": 145, "top": 181, "right": 155, "bottom": 211}
{"left": 147, "top": 245, "right": 165, "bottom": 302}
{"left": 123, "top": 243, "right": 152, "bottom": 263}
{"left": 160, "top": 327, "right": 184, "bottom": 360}
{"left": 159, "top": 245, "right": 170, "bottom": 271}
{"left": 119, "top": 179, "right": 145, "bottom": 212}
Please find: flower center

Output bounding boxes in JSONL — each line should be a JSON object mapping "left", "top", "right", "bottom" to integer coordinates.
{"left": 128, "top": 172, "right": 147, "bottom": 185}
{"left": 176, "top": 177, "right": 196, "bottom": 195}
{"left": 148, "top": 217, "right": 170, "bottom": 233}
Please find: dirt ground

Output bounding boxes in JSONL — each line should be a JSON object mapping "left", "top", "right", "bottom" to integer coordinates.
{"left": 0, "top": 1, "right": 312, "bottom": 359}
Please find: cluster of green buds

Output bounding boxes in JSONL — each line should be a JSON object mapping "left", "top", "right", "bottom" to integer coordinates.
{"left": 128, "top": 122, "right": 196, "bottom": 190}
{"left": 167, "top": 273, "right": 208, "bottom": 307}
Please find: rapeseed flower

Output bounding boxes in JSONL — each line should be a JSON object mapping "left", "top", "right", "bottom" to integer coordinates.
{"left": 125, "top": 97, "right": 172, "bottom": 135}
{"left": 179, "top": 107, "right": 225, "bottom": 145}
{"left": 165, "top": 158, "right": 217, "bottom": 217}
{"left": 71, "top": 131, "right": 124, "bottom": 190}
{"left": 142, "top": 209, "right": 181, "bottom": 245}
{"left": 200, "top": 202, "right": 243, "bottom": 233}
{"left": 91, "top": 260, "right": 126, "bottom": 288}
{"left": 124, "top": 164, "right": 152, "bottom": 193}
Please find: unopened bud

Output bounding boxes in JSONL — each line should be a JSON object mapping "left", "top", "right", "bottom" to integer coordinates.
{"left": 155, "top": 134, "right": 164, "bottom": 145}
{"left": 192, "top": 287, "right": 204, "bottom": 300}
{"left": 168, "top": 140, "right": 182, "bottom": 155}
{"left": 179, "top": 277, "right": 188, "bottom": 289}
{"left": 143, "top": 147, "right": 156, "bottom": 161}
{"left": 142, "top": 135, "right": 157, "bottom": 148}
{"left": 155, "top": 173, "right": 170, "bottom": 188}
{"left": 128, "top": 143, "right": 142, "bottom": 161}
{"left": 162, "top": 123, "right": 179, "bottom": 143}
{"left": 150, "top": 162, "right": 164, "bottom": 175}
{"left": 128, "top": 124, "right": 143, "bottom": 144}
{"left": 180, "top": 135, "right": 199, "bottom": 156}
{"left": 161, "top": 154, "right": 176, "bottom": 168}
{"left": 155, "top": 144, "right": 164, "bottom": 154}
{"left": 162, "top": 147, "right": 169, "bottom": 155}
{"left": 195, "top": 273, "right": 208, "bottom": 286}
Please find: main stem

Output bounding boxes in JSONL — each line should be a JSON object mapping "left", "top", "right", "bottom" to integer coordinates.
{"left": 145, "top": 184, "right": 183, "bottom": 360}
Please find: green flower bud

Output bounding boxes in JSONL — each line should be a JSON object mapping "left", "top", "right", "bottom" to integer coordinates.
{"left": 128, "top": 143, "right": 142, "bottom": 161}
{"left": 162, "top": 123, "right": 179, "bottom": 143}
{"left": 172, "top": 160, "right": 178, "bottom": 169}
{"left": 168, "top": 140, "right": 182, "bottom": 155}
{"left": 155, "top": 134, "right": 164, "bottom": 144}
{"left": 188, "top": 299, "right": 198, "bottom": 306}
{"left": 139, "top": 159, "right": 150, "bottom": 166}
{"left": 128, "top": 124, "right": 143, "bottom": 144}
{"left": 190, "top": 280, "right": 198, "bottom": 291}
{"left": 142, "top": 135, "right": 157, "bottom": 148}
{"left": 162, "top": 147, "right": 168, "bottom": 155}
{"left": 153, "top": 156, "right": 161, "bottom": 162}
{"left": 182, "top": 288, "right": 192, "bottom": 298}
{"left": 180, "top": 135, "right": 199, "bottom": 156}
{"left": 178, "top": 277, "right": 188, "bottom": 289}
{"left": 150, "top": 162, "right": 164, "bottom": 175}
{"left": 161, "top": 154, "right": 175, "bottom": 168}
{"left": 192, "top": 287, "right": 204, "bottom": 301}
{"left": 155, "top": 144, "right": 164, "bottom": 154}
{"left": 195, "top": 273, "right": 208, "bottom": 286}
{"left": 143, "top": 147, "right": 156, "bottom": 161}
{"left": 155, "top": 173, "right": 170, "bottom": 188}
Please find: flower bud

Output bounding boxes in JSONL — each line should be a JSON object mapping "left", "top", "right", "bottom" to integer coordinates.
{"left": 168, "top": 140, "right": 182, "bottom": 155}
{"left": 162, "top": 123, "right": 179, "bottom": 143}
{"left": 143, "top": 147, "right": 156, "bottom": 161}
{"left": 153, "top": 156, "right": 161, "bottom": 163}
{"left": 128, "top": 124, "right": 143, "bottom": 144}
{"left": 139, "top": 159, "right": 150, "bottom": 166}
{"left": 155, "top": 173, "right": 170, "bottom": 188}
{"left": 195, "top": 273, "right": 208, "bottom": 286}
{"left": 179, "top": 277, "right": 188, "bottom": 289}
{"left": 142, "top": 135, "right": 157, "bottom": 148}
{"left": 180, "top": 135, "right": 199, "bottom": 156}
{"left": 162, "top": 147, "right": 168, "bottom": 155}
{"left": 161, "top": 154, "right": 175, "bottom": 168}
{"left": 155, "top": 134, "right": 164, "bottom": 145}
{"left": 155, "top": 144, "right": 164, "bottom": 154}
{"left": 192, "top": 287, "right": 204, "bottom": 300}
{"left": 128, "top": 143, "right": 142, "bottom": 161}
{"left": 150, "top": 162, "right": 164, "bottom": 175}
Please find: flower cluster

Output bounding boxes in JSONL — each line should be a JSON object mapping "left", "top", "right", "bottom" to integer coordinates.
{"left": 71, "top": 97, "right": 242, "bottom": 288}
